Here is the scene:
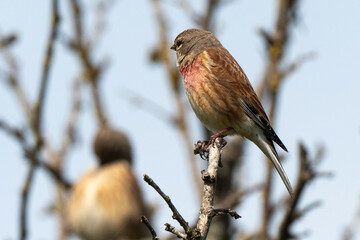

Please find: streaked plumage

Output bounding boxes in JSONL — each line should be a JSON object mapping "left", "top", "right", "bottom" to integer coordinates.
{"left": 171, "top": 29, "right": 293, "bottom": 196}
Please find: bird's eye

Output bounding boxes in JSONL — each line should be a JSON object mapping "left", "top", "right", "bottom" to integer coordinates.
{"left": 176, "top": 40, "right": 183, "bottom": 47}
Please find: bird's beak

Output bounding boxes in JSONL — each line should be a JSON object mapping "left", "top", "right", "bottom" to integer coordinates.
{"left": 170, "top": 44, "right": 176, "bottom": 50}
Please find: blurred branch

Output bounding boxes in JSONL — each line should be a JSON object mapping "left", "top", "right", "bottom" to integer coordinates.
{"left": 0, "top": 120, "right": 72, "bottom": 190}
{"left": 58, "top": 79, "right": 82, "bottom": 160}
{"left": 0, "top": 120, "right": 26, "bottom": 143}
{"left": 257, "top": 0, "right": 302, "bottom": 238}
{"left": 40, "top": 161, "right": 72, "bottom": 189}
{"left": 33, "top": 0, "right": 60, "bottom": 139}
{"left": 19, "top": 1, "right": 61, "bottom": 240}
{"left": 196, "top": 0, "right": 220, "bottom": 30}
{"left": 90, "top": 0, "right": 116, "bottom": 48}
{"left": 342, "top": 197, "right": 360, "bottom": 240}
{"left": 20, "top": 163, "right": 37, "bottom": 240}
{"left": 0, "top": 33, "right": 17, "bottom": 50}
{"left": 120, "top": 87, "right": 175, "bottom": 126}
{"left": 43, "top": 79, "right": 81, "bottom": 240}
{"left": 3, "top": 51, "right": 32, "bottom": 119}
{"left": 292, "top": 200, "right": 321, "bottom": 222}
{"left": 215, "top": 183, "right": 264, "bottom": 209}
{"left": 151, "top": 0, "right": 202, "bottom": 198}
{"left": 277, "top": 143, "right": 330, "bottom": 240}
{"left": 69, "top": 0, "right": 108, "bottom": 127}
{"left": 176, "top": 0, "right": 225, "bottom": 31}
{"left": 280, "top": 51, "right": 316, "bottom": 79}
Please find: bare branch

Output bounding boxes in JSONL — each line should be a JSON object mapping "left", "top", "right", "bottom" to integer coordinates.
{"left": 0, "top": 119, "right": 25, "bottom": 143}
{"left": 58, "top": 79, "right": 82, "bottom": 159}
{"left": 69, "top": 0, "right": 108, "bottom": 127}
{"left": 212, "top": 209, "right": 241, "bottom": 220}
{"left": 20, "top": 164, "right": 37, "bottom": 240}
{"left": 165, "top": 224, "right": 187, "bottom": 239}
{"left": 141, "top": 216, "right": 160, "bottom": 240}
{"left": 196, "top": 137, "right": 229, "bottom": 239}
{"left": 19, "top": 1, "right": 61, "bottom": 239}
{"left": 277, "top": 143, "right": 329, "bottom": 240}
{"left": 293, "top": 200, "right": 322, "bottom": 222}
{"left": 258, "top": 1, "right": 302, "bottom": 238}
{"left": 33, "top": 0, "right": 60, "bottom": 140}
{"left": 3, "top": 53, "right": 32, "bottom": 119}
{"left": 90, "top": 0, "right": 116, "bottom": 48}
{"left": 0, "top": 33, "right": 17, "bottom": 49}
{"left": 40, "top": 161, "right": 72, "bottom": 190}
{"left": 143, "top": 174, "right": 191, "bottom": 234}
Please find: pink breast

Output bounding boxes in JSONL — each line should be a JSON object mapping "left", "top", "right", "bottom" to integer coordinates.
{"left": 180, "top": 58, "right": 203, "bottom": 93}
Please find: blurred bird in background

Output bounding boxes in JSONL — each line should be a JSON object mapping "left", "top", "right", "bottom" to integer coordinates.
{"left": 67, "top": 128, "right": 149, "bottom": 240}
{"left": 171, "top": 29, "right": 293, "bottom": 196}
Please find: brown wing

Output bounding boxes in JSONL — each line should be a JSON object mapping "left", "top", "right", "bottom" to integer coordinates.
{"left": 204, "top": 47, "right": 287, "bottom": 152}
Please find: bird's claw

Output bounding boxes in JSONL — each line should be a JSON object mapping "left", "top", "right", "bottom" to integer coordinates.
{"left": 194, "top": 140, "right": 210, "bottom": 160}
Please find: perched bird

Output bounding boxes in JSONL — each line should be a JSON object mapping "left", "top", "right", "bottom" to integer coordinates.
{"left": 67, "top": 128, "right": 148, "bottom": 240}
{"left": 171, "top": 29, "right": 293, "bottom": 196}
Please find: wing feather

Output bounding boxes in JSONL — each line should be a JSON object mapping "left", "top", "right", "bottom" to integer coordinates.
{"left": 204, "top": 48, "right": 287, "bottom": 152}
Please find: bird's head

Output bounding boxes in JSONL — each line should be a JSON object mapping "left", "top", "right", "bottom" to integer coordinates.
{"left": 171, "top": 29, "right": 222, "bottom": 68}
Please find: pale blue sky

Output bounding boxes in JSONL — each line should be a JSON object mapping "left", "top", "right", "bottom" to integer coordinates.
{"left": 1, "top": 0, "right": 360, "bottom": 239}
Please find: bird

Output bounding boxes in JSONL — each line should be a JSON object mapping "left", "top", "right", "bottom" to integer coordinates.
{"left": 67, "top": 128, "right": 149, "bottom": 240}
{"left": 171, "top": 29, "right": 293, "bottom": 196}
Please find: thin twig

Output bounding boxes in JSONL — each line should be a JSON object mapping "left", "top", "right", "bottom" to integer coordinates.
{"left": 3, "top": 52, "right": 32, "bottom": 119}
{"left": 40, "top": 161, "right": 72, "bottom": 190}
{"left": 20, "top": 164, "right": 37, "bottom": 240}
{"left": 215, "top": 183, "right": 264, "bottom": 209}
{"left": 143, "top": 174, "right": 191, "bottom": 234}
{"left": 141, "top": 216, "right": 160, "bottom": 240}
{"left": 281, "top": 52, "right": 316, "bottom": 79}
{"left": 19, "top": 1, "right": 60, "bottom": 240}
{"left": 120, "top": 87, "right": 175, "bottom": 126}
{"left": 0, "top": 33, "right": 17, "bottom": 49}
{"left": 211, "top": 209, "right": 241, "bottom": 219}
{"left": 292, "top": 200, "right": 322, "bottom": 222}
{"left": 277, "top": 143, "right": 326, "bottom": 240}
{"left": 0, "top": 120, "right": 72, "bottom": 190}
{"left": 58, "top": 79, "right": 82, "bottom": 160}
{"left": 69, "top": 0, "right": 108, "bottom": 127}
{"left": 33, "top": 0, "right": 60, "bottom": 140}
{"left": 0, "top": 120, "right": 25, "bottom": 143}
{"left": 165, "top": 223, "right": 187, "bottom": 239}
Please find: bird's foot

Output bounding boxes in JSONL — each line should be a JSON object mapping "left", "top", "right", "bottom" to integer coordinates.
{"left": 194, "top": 140, "right": 209, "bottom": 160}
{"left": 209, "top": 127, "right": 232, "bottom": 146}
{"left": 193, "top": 137, "right": 227, "bottom": 167}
